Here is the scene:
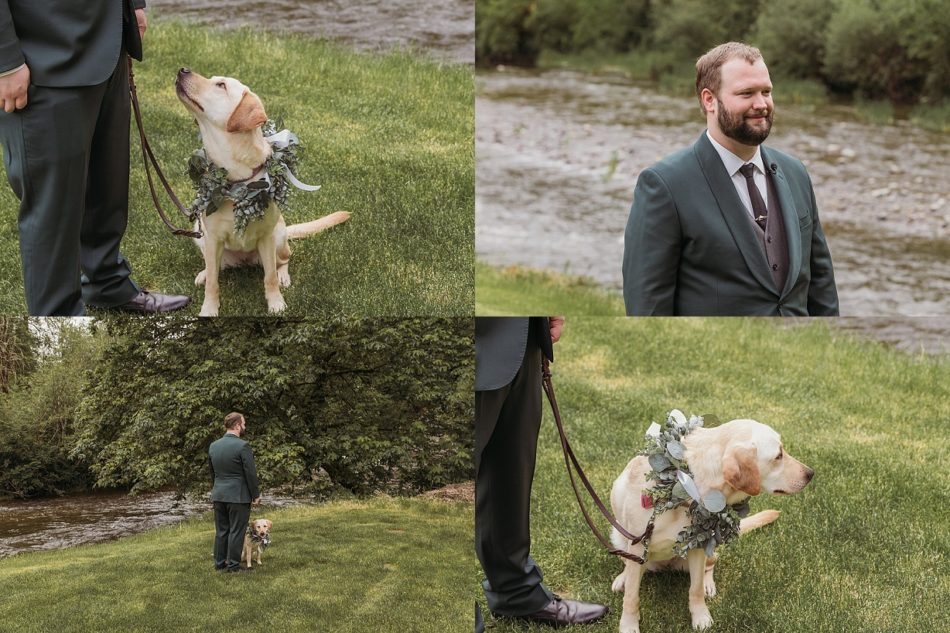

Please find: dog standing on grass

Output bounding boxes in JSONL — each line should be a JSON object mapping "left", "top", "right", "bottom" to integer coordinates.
{"left": 242, "top": 518, "right": 272, "bottom": 568}
{"left": 175, "top": 68, "right": 350, "bottom": 316}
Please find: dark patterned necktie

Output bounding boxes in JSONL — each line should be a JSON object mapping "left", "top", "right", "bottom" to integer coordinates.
{"left": 738, "top": 163, "right": 768, "bottom": 230}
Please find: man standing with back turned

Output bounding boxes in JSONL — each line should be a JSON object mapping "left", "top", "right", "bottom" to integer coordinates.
{"left": 623, "top": 42, "right": 839, "bottom": 316}
{"left": 209, "top": 412, "right": 260, "bottom": 573}
{"left": 0, "top": 0, "right": 191, "bottom": 315}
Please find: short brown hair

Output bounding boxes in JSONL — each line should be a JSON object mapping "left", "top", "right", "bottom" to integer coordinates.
{"left": 224, "top": 412, "right": 245, "bottom": 429}
{"left": 695, "top": 42, "right": 763, "bottom": 113}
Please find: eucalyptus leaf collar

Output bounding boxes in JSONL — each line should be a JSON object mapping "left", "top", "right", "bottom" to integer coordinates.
{"left": 247, "top": 526, "right": 271, "bottom": 549}
{"left": 187, "top": 120, "right": 321, "bottom": 234}
{"left": 640, "top": 410, "right": 749, "bottom": 558}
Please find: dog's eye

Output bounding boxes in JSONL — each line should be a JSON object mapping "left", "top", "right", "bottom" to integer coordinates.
{"left": 775, "top": 451, "right": 783, "bottom": 461}
{"left": 215, "top": 81, "right": 226, "bottom": 90}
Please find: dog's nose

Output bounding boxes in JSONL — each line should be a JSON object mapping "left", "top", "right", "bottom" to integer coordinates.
{"left": 178, "top": 67, "right": 191, "bottom": 77}
{"left": 804, "top": 467, "right": 815, "bottom": 482}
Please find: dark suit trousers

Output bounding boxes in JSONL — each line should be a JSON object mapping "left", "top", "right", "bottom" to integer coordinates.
{"left": 0, "top": 51, "right": 139, "bottom": 315}
{"left": 475, "top": 324, "right": 553, "bottom": 616}
{"left": 213, "top": 501, "right": 251, "bottom": 570}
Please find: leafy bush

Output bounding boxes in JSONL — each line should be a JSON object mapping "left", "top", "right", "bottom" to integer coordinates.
{"left": 71, "top": 318, "right": 474, "bottom": 498}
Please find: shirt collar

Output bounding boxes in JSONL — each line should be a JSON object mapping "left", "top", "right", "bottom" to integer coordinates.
{"left": 706, "top": 130, "right": 765, "bottom": 177}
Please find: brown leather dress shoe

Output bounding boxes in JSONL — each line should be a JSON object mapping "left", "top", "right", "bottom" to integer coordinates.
{"left": 507, "top": 595, "right": 609, "bottom": 627}
{"left": 109, "top": 290, "right": 191, "bottom": 313}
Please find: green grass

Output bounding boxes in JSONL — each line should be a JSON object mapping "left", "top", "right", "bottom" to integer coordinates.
{"left": 0, "top": 495, "right": 474, "bottom": 632}
{"left": 476, "top": 262, "right": 623, "bottom": 316}
{"left": 0, "top": 21, "right": 474, "bottom": 315}
{"left": 476, "top": 317, "right": 950, "bottom": 633}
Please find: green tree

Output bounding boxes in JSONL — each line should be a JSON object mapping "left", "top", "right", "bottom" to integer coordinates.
{"left": 752, "top": 0, "right": 837, "bottom": 81}
{"left": 824, "top": 0, "right": 928, "bottom": 103}
{"left": 0, "top": 321, "right": 102, "bottom": 497}
{"left": 476, "top": 0, "right": 541, "bottom": 66}
{"left": 572, "top": 0, "right": 652, "bottom": 53}
{"left": 71, "top": 317, "right": 473, "bottom": 497}
{"left": 0, "top": 318, "right": 36, "bottom": 393}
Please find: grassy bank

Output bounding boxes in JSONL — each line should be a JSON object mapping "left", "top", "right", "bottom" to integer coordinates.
{"left": 0, "top": 21, "right": 473, "bottom": 315}
{"left": 0, "top": 495, "right": 473, "bottom": 632}
{"left": 476, "top": 262, "right": 623, "bottom": 316}
{"left": 535, "top": 51, "right": 950, "bottom": 134}
{"left": 476, "top": 317, "right": 949, "bottom": 633}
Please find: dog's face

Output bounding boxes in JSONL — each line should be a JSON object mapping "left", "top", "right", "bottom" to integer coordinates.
{"left": 719, "top": 420, "right": 814, "bottom": 497}
{"left": 175, "top": 68, "right": 267, "bottom": 133}
{"left": 250, "top": 519, "right": 272, "bottom": 539}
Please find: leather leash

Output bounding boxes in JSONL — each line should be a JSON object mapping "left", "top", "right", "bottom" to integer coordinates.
{"left": 541, "top": 357, "right": 653, "bottom": 564}
{"left": 128, "top": 59, "right": 203, "bottom": 239}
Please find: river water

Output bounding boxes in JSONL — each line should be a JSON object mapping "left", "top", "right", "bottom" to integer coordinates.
{"left": 147, "top": 0, "right": 474, "bottom": 64}
{"left": 0, "top": 490, "right": 307, "bottom": 558}
{"left": 476, "top": 69, "right": 950, "bottom": 331}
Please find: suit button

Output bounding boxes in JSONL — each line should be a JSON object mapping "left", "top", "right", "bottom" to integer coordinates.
{"left": 767, "top": 236, "right": 772, "bottom": 243}
{"left": 772, "top": 264, "right": 779, "bottom": 271}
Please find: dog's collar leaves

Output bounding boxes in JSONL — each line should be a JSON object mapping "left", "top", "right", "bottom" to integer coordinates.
{"left": 247, "top": 526, "right": 271, "bottom": 549}
{"left": 640, "top": 410, "right": 748, "bottom": 558}
{"left": 187, "top": 119, "right": 316, "bottom": 234}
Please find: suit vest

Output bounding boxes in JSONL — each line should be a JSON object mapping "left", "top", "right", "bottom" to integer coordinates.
{"left": 753, "top": 173, "right": 789, "bottom": 293}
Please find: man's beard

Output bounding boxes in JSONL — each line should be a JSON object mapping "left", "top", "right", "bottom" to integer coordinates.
{"left": 717, "top": 99, "right": 773, "bottom": 146}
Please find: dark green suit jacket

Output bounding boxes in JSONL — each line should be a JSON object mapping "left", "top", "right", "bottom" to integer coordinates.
{"left": 623, "top": 132, "right": 839, "bottom": 316}
{"left": 208, "top": 433, "right": 260, "bottom": 504}
{"left": 475, "top": 317, "right": 552, "bottom": 391}
{"left": 0, "top": 0, "right": 145, "bottom": 86}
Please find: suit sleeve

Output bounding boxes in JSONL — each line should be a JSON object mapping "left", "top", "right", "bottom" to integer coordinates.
{"left": 623, "top": 168, "right": 681, "bottom": 315}
{"left": 241, "top": 443, "right": 261, "bottom": 500}
{"left": 0, "top": 2, "right": 26, "bottom": 74}
{"left": 132, "top": 1, "right": 146, "bottom": 9}
{"left": 803, "top": 173, "right": 840, "bottom": 315}
{"left": 208, "top": 452, "right": 216, "bottom": 486}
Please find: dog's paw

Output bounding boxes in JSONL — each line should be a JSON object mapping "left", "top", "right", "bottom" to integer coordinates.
{"left": 691, "top": 608, "right": 713, "bottom": 630}
{"left": 195, "top": 270, "right": 207, "bottom": 287}
{"left": 278, "top": 270, "right": 291, "bottom": 288}
{"left": 611, "top": 571, "right": 626, "bottom": 593}
{"left": 619, "top": 613, "right": 640, "bottom": 633}
{"left": 704, "top": 577, "right": 717, "bottom": 597}
{"left": 199, "top": 301, "right": 219, "bottom": 317}
{"left": 267, "top": 296, "right": 286, "bottom": 314}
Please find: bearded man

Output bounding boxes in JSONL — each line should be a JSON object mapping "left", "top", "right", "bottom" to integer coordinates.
{"left": 622, "top": 42, "right": 839, "bottom": 316}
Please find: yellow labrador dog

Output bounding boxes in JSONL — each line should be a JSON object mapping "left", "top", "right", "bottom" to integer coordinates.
{"left": 610, "top": 418, "right": 813, "bottom": 633}
{"left": 242, "top": 518, "right": 272, "bottom": 568}
{"left": 175, "top": 68, "right": 349, "bottom": 316}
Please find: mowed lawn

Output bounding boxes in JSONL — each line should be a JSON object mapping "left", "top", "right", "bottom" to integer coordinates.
{"left": 0, "top": 21, "right": 473, "bottom": 316}
{"left": 0, "top": 496, "right": 473, "bottom": 633}
{"left": 476, "top": 317, "right": 949, "bottom": 633}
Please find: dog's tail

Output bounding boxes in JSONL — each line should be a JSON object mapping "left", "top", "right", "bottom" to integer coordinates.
{"left": 286, "top": 211, "right": 351, "bottom": 239}
{"left": 739, "top": 509, "right": 780, "bottom": 535}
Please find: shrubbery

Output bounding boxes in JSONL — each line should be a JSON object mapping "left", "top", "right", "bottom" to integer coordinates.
{"left": 0, "top": 318, "right": 474, "bottom": 499}
{"left": 476, "top": 0, "right": 950, "bottom": 104}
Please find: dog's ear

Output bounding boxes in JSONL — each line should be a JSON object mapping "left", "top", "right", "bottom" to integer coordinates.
{"left": 722, "top": 443, "right": 761, "bottom": 496}
{"left": 264, "top": 520, "right": 272, "bottom": 528}
{"left": 227, "top": 90, "right": 267, "bottom": 133}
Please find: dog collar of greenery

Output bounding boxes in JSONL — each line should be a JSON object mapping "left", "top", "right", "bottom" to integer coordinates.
{"left": 247, "top": 526, "right": 271, "bottom": 549}
{"left": 187, "top": 120, "right": 319, "bottom": 235}
{"left": 640, "top": 410, "right": 750, "bottom": 558}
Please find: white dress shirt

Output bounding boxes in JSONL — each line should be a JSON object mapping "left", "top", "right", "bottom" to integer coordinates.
{"left": 706, "top": 130, "right": 769, "bottom": 220}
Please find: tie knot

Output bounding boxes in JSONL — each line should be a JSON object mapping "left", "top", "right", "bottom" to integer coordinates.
{"left": 738, "top": 163, "right": 757, "bottom": 180}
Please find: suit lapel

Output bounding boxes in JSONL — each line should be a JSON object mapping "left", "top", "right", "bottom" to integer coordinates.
{"left": 693, "top": 133, "right": 776, "bottom": 293}
{"left": 761, "top": 147, "right": 803, "bottom": 298}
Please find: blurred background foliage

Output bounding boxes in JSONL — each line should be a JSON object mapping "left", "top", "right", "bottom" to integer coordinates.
{"left": 476, "top": 0, "right": 950, "bottom": 105}
{"left": 0, "top": 318, "right": 473, "bottom": 499}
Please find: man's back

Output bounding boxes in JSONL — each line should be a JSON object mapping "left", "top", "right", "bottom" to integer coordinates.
{"left": 209, "top": 434, "right": 259, "bottom": 503}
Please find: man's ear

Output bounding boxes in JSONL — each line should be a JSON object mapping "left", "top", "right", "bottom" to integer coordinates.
{"left": 722, "top": 443, "right": 761, "bottom": 496}
{"left": 227, "top": 90, "right": 267, "bottom": 133}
